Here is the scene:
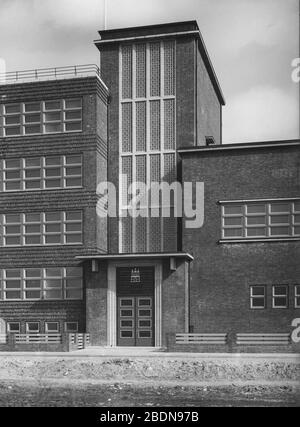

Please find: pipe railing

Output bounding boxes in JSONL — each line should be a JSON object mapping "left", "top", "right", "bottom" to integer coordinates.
{"left": 0, "top": 64, "right": 101, "bottom": 85}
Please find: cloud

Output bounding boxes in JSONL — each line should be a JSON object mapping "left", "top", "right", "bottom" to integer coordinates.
{"left": 223, "top": 86, "right": 300, "bottom": 143}
{"left": 0, "top": 0, "right": 298, "bottom": 144}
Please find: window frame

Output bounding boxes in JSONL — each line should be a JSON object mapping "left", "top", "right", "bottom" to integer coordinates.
{"left": 0, "top": 98, "right": 82, "bottom": 138}
{"left": 295, "top": 285, "right": 300, "bottom": 309}
{"left": 221, "top": 200, "right": 300, "bottom": 241}
{"left": 2, "top": 155, "right": 83, "bottom": 193}
{"left": 0, "top": 268, "right": 83, "bottom": 301}
{"left": 64, "top": 322, "right": 79, "bottom": 333}
{"left": 250, "top": 286, "right": 266, "bottom": 310}
{"left": 2, "top": 211, "right": 83, "bottom": 247}
{"left": 272, "top": 285, "right": 289, "bottom": 309}
{"left": 26, "top": 322, "right": 40, "bottom": 334}
{"left": 6, "top": 322, "right": 21, "bottom": 333}
{"left": 45, "top": 322, "right": 60, "bottom": 334}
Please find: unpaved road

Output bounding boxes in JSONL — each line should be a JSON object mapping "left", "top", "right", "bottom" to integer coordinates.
{"left": 0, "top": 380, "right": 299, "bottom": 407}
{"left": 0, "top": 356, "right": 299, "bottom": 407}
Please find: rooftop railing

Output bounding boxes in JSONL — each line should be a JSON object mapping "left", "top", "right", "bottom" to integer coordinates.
{"left": 0, "top": 64, "right": 101, "bottom": 85}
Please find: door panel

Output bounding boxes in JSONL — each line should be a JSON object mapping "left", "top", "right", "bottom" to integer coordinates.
{"left": 136, "top": 297, "right": 153, "bottom": 346}
{"left": 118, "top": 297, "right": 135, "bottom": 346}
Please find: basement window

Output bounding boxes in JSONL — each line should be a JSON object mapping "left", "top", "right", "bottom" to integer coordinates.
{"left": 45, "top": 322, "right": 59, "bottom": 333}
{"left": 26, "top": 322, "right": 40, "bottom": 333}
{"left": 272, "top": 286, "right": 288, "bottom": 309}
{"left": 7, "top": 322, "right": 21, "bottom": 333}
{"left": 250, "top": 286, "right": 266, "bottom": 309}
{"left": 65, "top": 322, "right": 79, "bottom": 333}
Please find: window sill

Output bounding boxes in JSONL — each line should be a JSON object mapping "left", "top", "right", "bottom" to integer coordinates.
{"left": 219, "top": 237, "right": 300, "bottom": 244}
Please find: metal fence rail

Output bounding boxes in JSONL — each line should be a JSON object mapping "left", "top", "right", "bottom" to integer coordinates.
{"left": 236, "top": 333, "right": 290, "bottom": 345}
{"left": 69, "top": 333, "right": 90, "bottom": 350}
{"left": 0, "top": 64, "right": 101, "bottom": 85}
{"left": 0, "top": 334, "right": 7, "bottom": 344}
{"left": 15, "top": 334, "right": 62, "bottom": 344}
{"left": 176, "top": 333, "right": 228, "bottom": 345}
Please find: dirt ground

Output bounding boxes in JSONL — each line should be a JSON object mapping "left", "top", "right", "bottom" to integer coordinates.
{"left": 0, "top": 379, "right": 299, "bottom": 407}
{"left": 0, "top": 356, "right": 299, "bottom": 382}
{"left": 0, "top": 356, "right": 299, "bottom": 407}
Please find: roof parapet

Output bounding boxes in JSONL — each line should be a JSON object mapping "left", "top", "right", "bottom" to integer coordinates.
{"left": 0, "top": 64, "right": 108, "bottom": 92}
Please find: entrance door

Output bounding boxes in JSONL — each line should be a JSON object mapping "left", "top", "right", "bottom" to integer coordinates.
{"left": 118, "top": 296, "right": 153, "bottom": 346}
{"left": 117, "top": 267, "right": 155, "bottom": 347}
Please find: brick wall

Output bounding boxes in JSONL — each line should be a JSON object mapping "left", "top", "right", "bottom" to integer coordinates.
{"left": 100, "top": 45, "right": 120, "bottom": 254}
{"left": 0, "top": 76, "right": 109, "bottom": 331}
{"left": 196, "top": 44, "right": 222, "bottom": 145}
{"left": 85, "top": 261, "right": 108, "bottom": 346}
{"left": 182, "top": 144, "right": 300, "bottom": 335}
{"left": 161, "top": 259, "right": 188, "bottom": 346}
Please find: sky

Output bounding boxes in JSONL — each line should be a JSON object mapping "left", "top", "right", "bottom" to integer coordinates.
{"left": 0, "top": 0, "right": 299, "bottom": 144}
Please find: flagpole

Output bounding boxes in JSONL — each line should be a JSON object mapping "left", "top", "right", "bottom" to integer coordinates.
{"left": 104, "top": 0, "right": 108, "bottom": 30}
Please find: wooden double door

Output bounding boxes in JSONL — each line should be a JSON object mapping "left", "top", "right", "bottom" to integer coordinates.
{"left": 117, "top": 267, "right": 154, "bottom": 347}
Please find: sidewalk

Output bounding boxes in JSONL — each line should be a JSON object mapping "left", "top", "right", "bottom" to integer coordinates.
{"left": 0, "top": 346, "right": 299, "bottom": 361}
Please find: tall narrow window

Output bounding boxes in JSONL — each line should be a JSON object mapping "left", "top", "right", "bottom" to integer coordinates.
{"left": 119, "top": 41, "right": 176, "bottom": 253}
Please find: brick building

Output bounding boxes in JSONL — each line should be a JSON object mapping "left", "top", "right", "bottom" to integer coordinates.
{"left": 0, "top": 21, "right": 299, "bottom": 351}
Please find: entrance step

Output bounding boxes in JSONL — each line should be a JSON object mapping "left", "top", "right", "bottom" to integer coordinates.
{"left": 73, "top": 347, "right": 166, "bottom": 356}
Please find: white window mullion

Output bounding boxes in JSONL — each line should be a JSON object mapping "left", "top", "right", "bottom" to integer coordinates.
{"left": 21, "top": 158, "right": 26, "bottom": 191}
{"left": 132, "top": 45, "right": 137, "bottom": 253}
{"left": 267, "top": 203, "right": 271, "bottom": 237}
{"left": 21, "top": 268, "right": 25, "bottom": 301}
{"left": 21, "top": 213, "right": 25, "bottom": 246}
{"left": 146, "top": 103, "right": 151, "bottom": 253}
{"left": 119, "top": 45, "right": 123, "bottom": 253}
{"left": 161, "top": 41, "right": 165, "bottom": 100}
{"left": 145, "top": 44, "right": 151, "bottom": 252}
{"left": 160, "top": 42, "right": 165, "bottom": 252}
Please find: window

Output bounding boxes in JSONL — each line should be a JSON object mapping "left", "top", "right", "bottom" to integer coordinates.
{"left": 2, "top": 269, "right": 22, "bottom": 300}
{"left": 250, "top": 286, "right": 266, "bottom": 309}
{"left": 2, "top": 155, "right": 82, "bottom": 192}
{"left": 221, "top": 200, "right": 300, "bottom": 240}
{"left": 295, "top": 286, "right": 300, "bottom": 309}
{"left": 65, "top": 322, "right": 79, "bottom": 333}
{"left": 272, "top": 286, "right": 288, "bottom": 309}
{"left": 120, "top": 41, "right": 177, "bottom": 255}
{"left": 2, "top": 211, "right": 82, "bottom": 246}
{"left": 0, "top": 99, "right": 82, "bottom": 137}
{"left": 0, "top": 267, "right": 83, "bottom": 301}
{"left": 7, "top": 322, "right": 20, "bottom": 333}
{"left": 45, "top": 322, "right": 59, "bottom": 333}
{"left": 26, "top": 322, "right": 40, "bottom": 333}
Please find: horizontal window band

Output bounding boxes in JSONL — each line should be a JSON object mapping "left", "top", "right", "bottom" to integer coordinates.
{"left": 219, "top": 198, "right": 300, "bottom": 204}
{"left": 219, "top": 238, "right": 300, "bottom": 244}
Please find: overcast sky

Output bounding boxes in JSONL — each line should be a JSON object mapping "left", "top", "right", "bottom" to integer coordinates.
{"left": 0, "top": 0, "right": 299, "bottom": 143}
